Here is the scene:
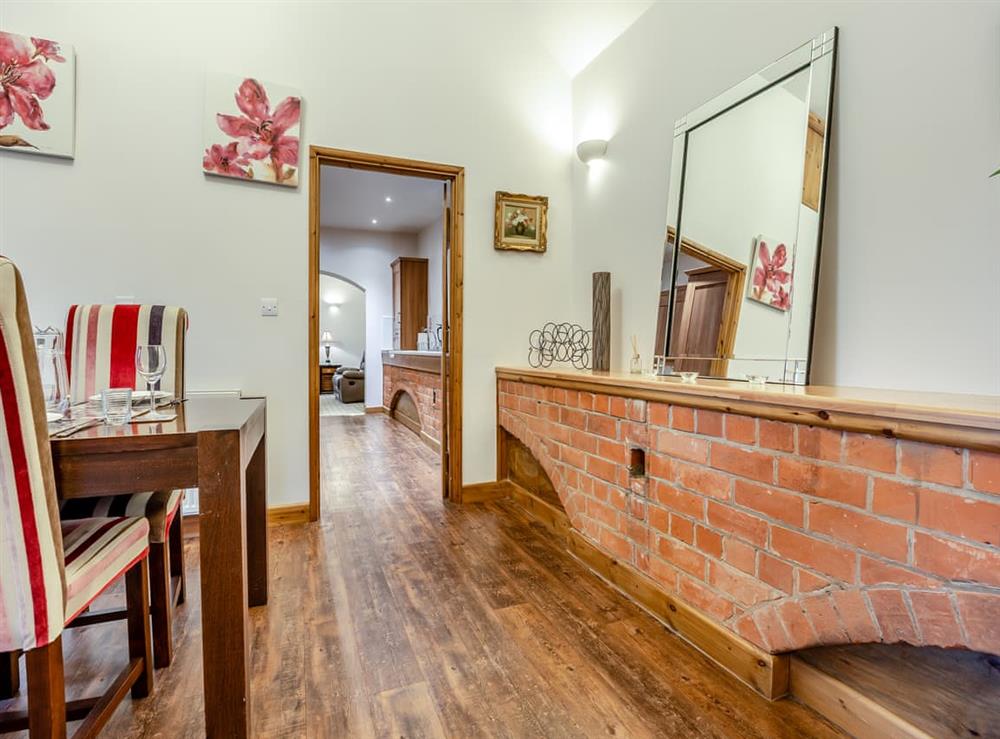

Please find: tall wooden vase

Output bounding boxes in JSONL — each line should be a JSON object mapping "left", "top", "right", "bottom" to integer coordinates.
{"left": 592, "top": 272, "right": 611, "bottom": 372}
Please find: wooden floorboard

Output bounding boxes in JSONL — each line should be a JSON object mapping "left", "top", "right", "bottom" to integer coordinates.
{"left": 1, "top": 413, "right": 842, "bottom": 737}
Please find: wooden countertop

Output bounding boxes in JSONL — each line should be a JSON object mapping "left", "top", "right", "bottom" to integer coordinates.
{"left": 383, "top": 350, "right": 442, "bottom": 374}
{"left": 496, "top": 366, "right": 1000, "bottom": 451}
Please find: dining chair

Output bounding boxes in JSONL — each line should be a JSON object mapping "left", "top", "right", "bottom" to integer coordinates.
{"left": 0, "top": 256, "right": 154, "bottom": 737}
{"left": 59, "top": 303, "right": 189, "bottom": 668}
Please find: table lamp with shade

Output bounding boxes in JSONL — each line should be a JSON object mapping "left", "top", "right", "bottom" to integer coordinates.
{"left": 321, "top": 331, "right": 333, "bottom": 363}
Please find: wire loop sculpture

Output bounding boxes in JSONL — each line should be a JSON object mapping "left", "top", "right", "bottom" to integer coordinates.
{"left": 528, "top": 322, "right": 591, "bottom": 370}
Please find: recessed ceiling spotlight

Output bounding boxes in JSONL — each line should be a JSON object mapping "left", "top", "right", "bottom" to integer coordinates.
{"left": 385, "top": 196, "right": 393, "bottom": 203}
{"left": 371, "top": 218, "right": 378, "bottom": 225}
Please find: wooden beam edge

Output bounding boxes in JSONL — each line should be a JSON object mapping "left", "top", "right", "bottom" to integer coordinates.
{"left": 187, "top": 504, "right": 310, "bottom": 531}
{"left": 507, "top": 481, "right": 571, "bottom": 538}
{"left": 460, "top": 481, "right": 513, "bottom": 503}
{"left": 789, "top": 656, "right": 934, "bottom": 739}
{"left": 267, "top": 504, "right": 311, "bottom": 526}
{"left": 504, "top": 481, "right": 787, "bottom": 700}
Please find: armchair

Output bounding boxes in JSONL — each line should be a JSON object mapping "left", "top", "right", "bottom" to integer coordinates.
{"left": 334, "top": 353, "right": 365, "bottom": 404}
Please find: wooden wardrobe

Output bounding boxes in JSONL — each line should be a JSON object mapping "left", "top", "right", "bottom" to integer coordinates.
{"left": 391, "top": 257, "right": 428, "bottom": 350}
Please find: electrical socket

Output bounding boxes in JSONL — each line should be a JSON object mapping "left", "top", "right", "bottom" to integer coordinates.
{"left": 260, "top": 298, "right": 279, "bottom": 317}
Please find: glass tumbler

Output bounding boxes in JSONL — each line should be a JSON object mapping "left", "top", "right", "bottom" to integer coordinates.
{"left": 102, "top": 388, "right": 133, "bottom": 426}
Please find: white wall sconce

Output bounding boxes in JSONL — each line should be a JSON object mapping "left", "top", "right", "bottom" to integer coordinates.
{"left": 576, "top": 138, "right": 608, "bottom": 165}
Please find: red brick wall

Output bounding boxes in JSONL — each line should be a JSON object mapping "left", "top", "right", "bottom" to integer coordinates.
{"left": 384, "top": 366, "right": 441, "bottom": 443}
{"left": 498, "top": 379, "right": 1000, "bottom": 656}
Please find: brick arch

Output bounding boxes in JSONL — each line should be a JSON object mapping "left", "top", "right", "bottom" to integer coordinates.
{"left": 389, "top": 385, "right": 424, "bottom": 426}
{"left": 497, "top": 409, "right": 585, "bottom": 530}
{"left": 389, "top": 385, "right": 419, "bottom": 415}
{"left": 732, "top": 585, "right": 1000, "bottom": 657}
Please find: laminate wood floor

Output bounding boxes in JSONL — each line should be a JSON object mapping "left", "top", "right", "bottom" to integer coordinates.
{"left": 2, "top": 414, "right": 842, "bottom": 737}
{"left": 320, "top": 393, "right": 365, "bottom": 417}
{"left": 797, "top": 644, "right": 1000, "bottom": 738}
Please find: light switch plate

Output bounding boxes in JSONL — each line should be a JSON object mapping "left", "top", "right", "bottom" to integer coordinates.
{"left": 260, "top": 298, "right": 279, "bottom": 317}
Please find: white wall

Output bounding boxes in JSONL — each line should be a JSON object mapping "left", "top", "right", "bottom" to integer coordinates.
{"left": 319, "top": 273, "right": 365, "bottom": 370}
{"left": 320, "top": 227, "right": 419, "bottom": 407}
{"left": 416, "top": 217, "right": 444, "bottom": 340}
{"left": 7, "top": 2, "right": 994, "bottom": 512}
{"left": 1, "top": 1, "right": 574, "bottom": 504}
{"left": 572, "top": 1, "right": 1000, "bottom": 395}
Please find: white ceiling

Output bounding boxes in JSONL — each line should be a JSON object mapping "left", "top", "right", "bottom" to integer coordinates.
{"left": 320, "top": 167, "right": 443, "bottom": 233}
{"left": 524, "top": 1, "right": 654, "bottom": 78}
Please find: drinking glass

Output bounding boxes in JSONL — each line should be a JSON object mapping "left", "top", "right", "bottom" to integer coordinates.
{"left": 35, "top": 329, "right": 70, "bottom": 421}
{"left": 135, "top": 344, "right": 169, "bottom": 419}
{"left": 102, "top": 388, "right": 133, "bottom": 425}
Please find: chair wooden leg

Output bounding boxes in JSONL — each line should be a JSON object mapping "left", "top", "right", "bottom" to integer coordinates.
{"left": 25, "top": 637, "right": 66, "bottom": 738}
{"left": 125, "top": 558, "right": 153, "bottom": 698}
{"left": 0, "top": 651, "right": 19, "bottom": 699}
{"left": 148, "top": 542, "right": 173, "bottom": 669}
{"left": 169, "top": 513, "right": 186, "bottom": 605}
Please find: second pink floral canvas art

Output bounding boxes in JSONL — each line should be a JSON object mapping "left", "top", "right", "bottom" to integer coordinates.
{"left": 203, "top": 74, "right": 301, "bottom": 187}
{"left": 748, "top": 236, "right": 793, "bottom": 311}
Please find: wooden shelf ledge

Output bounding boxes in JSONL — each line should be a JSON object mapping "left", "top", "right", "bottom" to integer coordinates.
{"left": 496, "top": 367, "right": 1000, "bottom": 451}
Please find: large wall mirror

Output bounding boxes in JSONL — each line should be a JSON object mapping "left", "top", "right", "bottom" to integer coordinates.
{"left": 655, "top": 28, "right": 837, "bottom": 384}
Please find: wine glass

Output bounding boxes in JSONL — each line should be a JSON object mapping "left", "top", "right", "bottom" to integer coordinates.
{"left": 135, "top": 345, "right": 169, "bottom": 419}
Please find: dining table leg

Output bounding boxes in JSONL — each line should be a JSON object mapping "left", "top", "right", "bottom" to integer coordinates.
{"left": 197, "top": 428, "right": 251, "bottom": 738}
{"left": 246, "top": 433, "right": 268, "bottom": 608}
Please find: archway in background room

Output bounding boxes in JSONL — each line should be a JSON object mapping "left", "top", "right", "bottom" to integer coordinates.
{"left": 308, "top": 146, "right": 465, "bottom": 519}
{"left": 318, "top": 272, "right": 366, "bottom": 416}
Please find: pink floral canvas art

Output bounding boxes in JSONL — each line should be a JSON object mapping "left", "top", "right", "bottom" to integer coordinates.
{"left": 203, "top": 74, "right": 301, "bottom": 187}
{"left": 748, "top": 236, "right": 792, "bottom": 311}
{"left": 0, "top": 31, "right": 75, "bottom": 158}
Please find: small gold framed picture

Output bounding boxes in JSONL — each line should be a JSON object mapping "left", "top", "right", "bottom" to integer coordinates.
{"left": 494, "top": 191, "right": 548, "bottom": 253}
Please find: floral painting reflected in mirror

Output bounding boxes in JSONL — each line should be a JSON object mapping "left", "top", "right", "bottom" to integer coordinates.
{"left": 203, "top": 74, "right": 301, "bottom": 187}
{"left": 0, "top": 30, "right": 75, "bottom": 158}
{"left": 748, "top": 236, "right": 792, "bottom": 312}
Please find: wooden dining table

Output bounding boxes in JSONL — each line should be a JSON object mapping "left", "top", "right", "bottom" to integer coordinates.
{"left": 49, "top": 394, "right": 268, "bottom": 738}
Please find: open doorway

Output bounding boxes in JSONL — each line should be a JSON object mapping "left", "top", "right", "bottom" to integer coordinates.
{"left": 319, "top": 272, "right": 366, "bottom": 417}
{"left": 656, "top": 227, "right": 746, "bottom": 377}
{"left": 308, "top": 147, "right": 464, "bottom": 521}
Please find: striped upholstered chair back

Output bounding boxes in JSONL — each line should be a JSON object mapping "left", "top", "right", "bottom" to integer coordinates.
{"left": 65, "top": 305, "right": 188, "bottom": 404}
{"left": 0, "top": 256, "right": 67, "bottom": 653}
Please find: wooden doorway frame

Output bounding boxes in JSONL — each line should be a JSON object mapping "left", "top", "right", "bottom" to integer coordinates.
{"left": 308, "top": 146, "right": 465, "bottom": 520}
{"left": 664, "top": 226, "right": 746, "bottom": 377}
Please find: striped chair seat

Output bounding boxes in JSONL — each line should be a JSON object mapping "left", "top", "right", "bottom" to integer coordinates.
{"left": 61, "top": 490, "right": 183, "bottom": 544}
{"left": 62, "top": 517, "right": 150, "bottom": 623}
